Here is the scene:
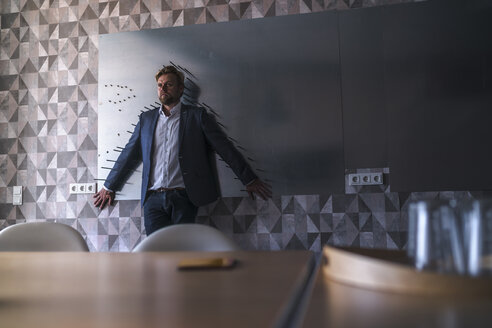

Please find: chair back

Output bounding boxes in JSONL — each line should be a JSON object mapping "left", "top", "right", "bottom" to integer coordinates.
{"left": 132, "top": 223, "right": 240, "bottom": 252}
{"left": 0, "top": 222, "right": 89, "bottom": 252}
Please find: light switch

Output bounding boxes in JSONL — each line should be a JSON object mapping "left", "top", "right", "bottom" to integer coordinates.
{"left": 13, "top": 186, "right": 22, "bottom": 205}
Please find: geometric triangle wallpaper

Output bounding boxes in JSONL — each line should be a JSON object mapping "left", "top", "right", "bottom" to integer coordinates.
{"left": 1, "top": 0, "right": 466, "bottom": 252}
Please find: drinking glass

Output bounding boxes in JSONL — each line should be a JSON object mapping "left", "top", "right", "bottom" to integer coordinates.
{"left": 459, "top": 199, "right": 492, "bottom": 277}
{"left": 407, "top": 200, "right": 465, "bottom": 274}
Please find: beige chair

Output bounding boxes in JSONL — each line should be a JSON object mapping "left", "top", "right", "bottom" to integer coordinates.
{"left": 132, "top": 223, "right": 240, "bottom": 252}
{"left": 0, "top": 222, "right": 89, "bottom": 252}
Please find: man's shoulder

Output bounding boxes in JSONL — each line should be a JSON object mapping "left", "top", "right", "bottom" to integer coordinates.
{"left": 182, "top": 103, "right": 207, "bottom": 117}
{"left": 182, "top": 103, "right": 205, "bottom": 112}
{"left": 139, "top": 107, "right": 159, "bottom": 120}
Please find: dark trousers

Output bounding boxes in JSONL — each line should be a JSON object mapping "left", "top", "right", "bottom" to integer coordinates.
{"left": 143, "top": 189, "right": 198, "bottom": 236}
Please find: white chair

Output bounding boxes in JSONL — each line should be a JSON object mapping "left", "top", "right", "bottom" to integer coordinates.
{"left": 132, "top": 223, "right": 240, "bottom": 252}
{"left": 0, "top": 222, "right": 89, "bottom": 252}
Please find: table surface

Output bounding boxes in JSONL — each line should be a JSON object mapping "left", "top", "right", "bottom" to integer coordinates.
{"left": 0, "top": 251, "right": 314, "bottom": 328}
{"left": 301, "top": 267, "right": 492, "bottom": 328}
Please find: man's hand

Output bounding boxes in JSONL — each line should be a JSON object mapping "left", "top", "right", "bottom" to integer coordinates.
{"left": 93, "top": 188, "right": 115, "bottom": 210}
{"left": 246, "top": 179, "right": 272, "bottom": 201}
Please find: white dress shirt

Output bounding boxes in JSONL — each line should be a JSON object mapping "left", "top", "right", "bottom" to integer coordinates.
{"left": 148, "top": 102, "right": 185, "bottom": 190}
{"left": 104, "top": 102, "right": 185, "bottom": 193}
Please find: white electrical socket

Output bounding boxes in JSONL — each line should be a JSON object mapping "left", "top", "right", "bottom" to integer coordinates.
{"left": 79, "top": 184, "right": 87, "bottom": 193}
{"left": 372, "top": 173, "right": 382, "bottom": 184}
{"left": 86, "top": 183, "right": 96, "bottom": 193}
{"left": 69, "top": 183, "right": 78, "bottom": 194}
{"left": 349, "top": 174, "right": 360, "bottom": 185}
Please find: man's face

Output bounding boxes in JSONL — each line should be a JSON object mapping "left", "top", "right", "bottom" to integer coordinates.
{"left": 157, "top": 73, "right": 183, "bottom": 106}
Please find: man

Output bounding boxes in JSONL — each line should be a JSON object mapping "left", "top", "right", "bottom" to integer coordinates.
{"left": 93, "top": 66, "right": 271, "bottom": 235}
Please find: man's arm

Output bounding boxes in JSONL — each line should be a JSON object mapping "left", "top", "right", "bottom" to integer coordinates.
{"left": 93, "top": 120, "right": 143, "bottom": 209}
{"left": 200, "top": 109, "right": 272, "bottom": 200}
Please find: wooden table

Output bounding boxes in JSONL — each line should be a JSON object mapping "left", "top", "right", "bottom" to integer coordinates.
{"left": 0, "top": 251, "right": 315, "bottom": 328}
{"left": 301, "top": 264, "right": 492, "bottom": 328}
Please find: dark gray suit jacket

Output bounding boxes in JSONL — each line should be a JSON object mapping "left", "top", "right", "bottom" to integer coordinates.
{"left": 104, "top": 104, "right": 257, "bottom": 207}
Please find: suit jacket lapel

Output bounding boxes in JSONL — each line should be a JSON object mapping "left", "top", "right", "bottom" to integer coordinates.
{"left": 179, "top": 104, "right": 189, "bottom": 148}
{"left": 146, "top": 108, "right": 160, "bottom": 161}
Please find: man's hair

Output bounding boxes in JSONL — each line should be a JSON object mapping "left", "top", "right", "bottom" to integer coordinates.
{"left": 155, "top": 66, "right": 185, "bottom": 86}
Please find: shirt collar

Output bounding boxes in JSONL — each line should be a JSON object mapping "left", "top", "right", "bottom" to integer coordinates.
{"left": 160, "top": 101, "right": 181, "bottom": 117}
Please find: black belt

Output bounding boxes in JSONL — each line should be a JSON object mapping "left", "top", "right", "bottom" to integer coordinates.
{"left": 150, "top": 187, "right": 185, "bottom": 193}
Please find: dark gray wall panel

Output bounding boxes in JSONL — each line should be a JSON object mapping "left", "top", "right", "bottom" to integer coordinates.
{"left": 385, "top": 0, "right": 492, "bottom": 191}
{"left": 339, "top": 7, "right": 388, "bottom": 169}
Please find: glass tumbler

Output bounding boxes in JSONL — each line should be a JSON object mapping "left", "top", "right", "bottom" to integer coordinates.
{"left": 459, "top": 199, "right": 492, "bottom": 277}
{"left": 407, "top": 200, "right": 465, "bottom": 274}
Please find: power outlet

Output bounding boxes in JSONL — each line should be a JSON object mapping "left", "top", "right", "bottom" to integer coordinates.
{"left": 69, "top": 183, "right": 78, "bottom": 194}
{"left": 69, "top": 183, "right": 97, "bottom": 194}
{"left": 86, "top": 183, "right": 96, "bottom": 193}
{"left": 348, "top": 173, "right": 383, "bottom": 186}
{"left": 371, "top": 173, "right": 383, "bottom": 184}
{"left": 77, "top": 183, "right": 86, "bottom": 193}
